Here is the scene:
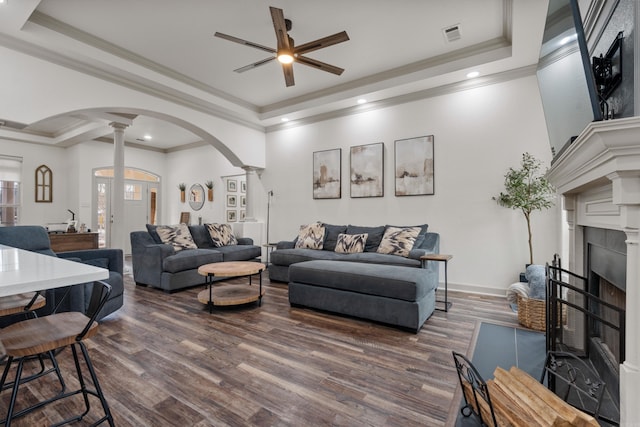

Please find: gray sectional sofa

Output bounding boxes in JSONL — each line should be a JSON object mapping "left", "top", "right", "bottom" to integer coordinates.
{"left": 130, "top": 224, "right": 261, "bottom": 292}
{"left": 269, "top": 223, "right": 441, "bottom": 331}
{"left": 269, "top": 223, "right": 440, "bottom": 282}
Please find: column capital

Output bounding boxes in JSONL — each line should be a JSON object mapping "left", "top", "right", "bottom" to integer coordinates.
{"left": 109, "top": 122, "right": 129, "bottom": 130}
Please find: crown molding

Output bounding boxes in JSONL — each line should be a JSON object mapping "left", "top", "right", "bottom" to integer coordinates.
{"left": 266, "top": 65, "right": 538, "bottom": 133}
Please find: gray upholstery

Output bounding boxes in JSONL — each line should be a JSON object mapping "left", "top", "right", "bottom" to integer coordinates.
{"left": 130, "top": 224, "right": 261, "bottom": 292}
{"left": 289, "top": 260, "right": 436, "bottom": 332}
{"left": 0, "top": 225, "right": 124, "bottom": 321}
{"left": 269, "top": 227, "right": 440, "bottom": 283}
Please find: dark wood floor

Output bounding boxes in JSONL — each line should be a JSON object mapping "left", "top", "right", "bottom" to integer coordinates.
{"left": 0, "top": 266, "right": 519, "bottom": 426}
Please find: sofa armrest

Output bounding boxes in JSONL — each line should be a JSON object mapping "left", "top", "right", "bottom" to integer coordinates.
{"left": 237, "top": 237, "right": 254, "bottom": 245}
{"left": 276, "top": 240, "right": 295, "bottom": 249}
{"left": 58, "top": 248, "right": 124, "bottom": 274}
{"left": 130, "top": 231, "right": 175, "bottom": 286}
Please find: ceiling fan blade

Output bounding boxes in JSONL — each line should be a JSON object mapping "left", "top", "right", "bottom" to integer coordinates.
{"left": 296, "top": 56, "right": 344, "bottom": 76}
{"left": 234, "top": 57, "right": 276, "bottom": 73}
{"left": 269, "top": 7, "right": 291, "bottom": 51}
{"left": 214, "top": 32, "right": 275, "bottom": 54}
{"left": 282, "top": 63, "right": 295, "bottom": 87}
{"left": 294, "top": 31, "right": 350, "bottom": 55}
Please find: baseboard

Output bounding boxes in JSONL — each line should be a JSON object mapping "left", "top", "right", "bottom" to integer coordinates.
{"left": 443, "top": 281, "right": 508, "bottom": 298}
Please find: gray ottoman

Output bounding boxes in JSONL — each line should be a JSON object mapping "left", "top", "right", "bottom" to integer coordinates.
{"left": 288, "top": 260, "right": 437, "bottom": 333}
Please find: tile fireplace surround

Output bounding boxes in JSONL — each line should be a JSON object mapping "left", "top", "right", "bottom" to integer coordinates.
{"left": 547, "top": 116, "right": 640, "bottom": 426}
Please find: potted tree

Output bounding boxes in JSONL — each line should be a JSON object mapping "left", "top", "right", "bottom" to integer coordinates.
{"left": 494, "top": 152, "right": 555, "bottom": 265}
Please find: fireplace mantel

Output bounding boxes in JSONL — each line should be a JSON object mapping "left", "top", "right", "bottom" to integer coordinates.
{"left": 548, "top": 116, "right": 640, "bottom": 196}
{"left": 547, "top": 116, "right": 640, "bottom": 426}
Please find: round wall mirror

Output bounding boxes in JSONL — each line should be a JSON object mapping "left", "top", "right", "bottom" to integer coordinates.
{"left": 189, "top": 183, "right": 205, "bottom": 211}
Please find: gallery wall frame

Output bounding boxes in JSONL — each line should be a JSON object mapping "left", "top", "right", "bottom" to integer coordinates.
{"left": 227, "top": 194, "right": 237, "bottom": 207}
{"left": 394, "top": 135, "right": 435, "bottom": 196}
{"left": 227, "top": 210, "right": 237, "bottom": 222}
{"left": 227, "top": 179, "right": 237, "bottom": 192}
{"left": 313, "top": 148, "right": 341, "bottom": 199}
{"left": 350, "top": 142, "right": 384, "bottom": 198}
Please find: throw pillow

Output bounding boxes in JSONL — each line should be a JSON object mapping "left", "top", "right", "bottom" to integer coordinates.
{"left": 155, "top": 224, "right": 198, "bottom": 252}
{"left": 345, "top": 225, "right": 385, "bottom": 252}
{"left": 387, "top": 223, "right": 429, "bottom": 248}
{"left": 335, "top": 233, "right": 367, "bottom": 254}
{"left": 376, "top": 226, "right": 421, "bottom": 257}
{"left": 294, "top": 222, "right": 326, "bottom": 250}
{"left": 206, "top": 223, "right": 238, "bottom": 247}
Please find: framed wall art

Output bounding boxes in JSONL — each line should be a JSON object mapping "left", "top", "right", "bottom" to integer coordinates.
{"left": 227, "top": 179, "right": 237, "bottom": 192}
{"left": 227, "top": 210, "right": 237, "bottom": 222}
{"left": 313, "top": 148, "right": 341, "bottom": 199}
{"left": 395, "top": 135, "right": 434, "bottom": 196}
{"left": 227, "top": 194, "right": 237, "bottom": 207}
{"left": 350, "top": 142, "right": 384, "bottom": 198}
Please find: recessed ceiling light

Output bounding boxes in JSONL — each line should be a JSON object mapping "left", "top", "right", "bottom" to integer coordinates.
{"left": 281, "top": 117, "right": 289, "bottom": 122}
{"left": 466, "top": 71, "right": 480, "bottom": 79}
{"left": 143, "top": 134, "right": 152, "bottom": 140}
{"left": 357, "top": 99, "right": 367, "bottom": 105}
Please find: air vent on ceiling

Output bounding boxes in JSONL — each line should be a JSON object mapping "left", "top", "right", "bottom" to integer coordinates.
{"left": 443, "top": 24, "right": 461, "bottom": 43}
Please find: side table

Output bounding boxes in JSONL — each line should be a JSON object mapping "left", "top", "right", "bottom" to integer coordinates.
{"left": 420, "top": 254, "right": 453, "bottom": 312}
{"left": 263, "top": 243, "right": 277, "bottom": 267}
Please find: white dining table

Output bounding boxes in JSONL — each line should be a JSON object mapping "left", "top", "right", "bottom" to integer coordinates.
{"left": 0, "top": 244, "right": 109, "bottom": 297}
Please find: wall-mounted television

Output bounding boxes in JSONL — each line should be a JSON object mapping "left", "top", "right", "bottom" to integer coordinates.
{"left": 536, "top": 0, "right": 603, "bottom": 162}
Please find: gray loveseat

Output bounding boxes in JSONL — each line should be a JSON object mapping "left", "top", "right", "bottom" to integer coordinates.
{"left": 0, "top": 225, "right": 124, "bottom": 322}
{"left": 130, "top": 224, "right": 261, "bottom": 292}
{"left": 269, "top": 223, "right": 440, "bottom": 282}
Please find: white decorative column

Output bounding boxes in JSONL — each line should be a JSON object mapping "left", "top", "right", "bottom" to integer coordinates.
{"left": 110, "top": 122, "right": 127, "bottom": 251}
{"left": 232, "top": 166, "right": 264, "bottom": 254}
{"left": 241, "top": 166, "right": 262, "bottom": 222}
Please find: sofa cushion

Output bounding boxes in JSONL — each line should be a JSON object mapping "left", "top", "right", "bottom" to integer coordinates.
{"left": 146, "top": 224, "right": 162, "bottom": 244}
{"left": 162, "top": 249, "right": 223, "bottom": 273}
{"left": 335, "top": 233, "right": 367, "bottom": 254}
{"left": 212, "top": 244, "right": 261, "bottom": 262}
{"left": 289, "top": 260, "right": 435, "bottom": 302}
{"left": 156, "top": 224, "right": 198, "bottom": 252}
{"left": 294, "top": 222, "right": 326, "bottom": 250}
{"left": 322, "top": 223, "right": 347, "bottom": 251}
{"left": 270, "top": 248, "right": 422, "bottom": 269}
{"left": 346, "top": 225, "right": 385, "bottom": 252}
{"left": 206, "top": 223, "right": 238, "bottom": 247}
{"left": 377, "top": 226, "right": 421, "bottom": 257}
{"left": 188, "top": 225, "right": 214, "bottom": 248}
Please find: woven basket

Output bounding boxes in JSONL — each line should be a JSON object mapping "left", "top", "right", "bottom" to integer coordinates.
{"left": 516, "top": 294, "right": 547, "bottom": 331}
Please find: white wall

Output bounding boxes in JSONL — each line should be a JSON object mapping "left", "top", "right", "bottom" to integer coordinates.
{"left": 260, "top": 75, "right": 559, "bottom": 294}
{"left": 0, "top": 139, "right": 69, "bottom": 226}
{"left": 165, "top": 145, "right": 245, "bottom": 225}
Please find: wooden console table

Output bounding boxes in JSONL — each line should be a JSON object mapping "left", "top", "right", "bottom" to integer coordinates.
{"left": 48, "top": 232, "right": 99, "bottom": 252}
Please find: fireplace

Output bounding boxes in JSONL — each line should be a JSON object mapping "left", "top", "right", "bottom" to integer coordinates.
{"left": 546, "top": 116, "right": 640, "bottom": 426}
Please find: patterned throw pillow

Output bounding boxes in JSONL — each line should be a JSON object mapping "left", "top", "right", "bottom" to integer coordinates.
{"left": 206, "top": 223, "right": 238, "bottom": 247}
{"left": 294, "top": 222, "right": 326, "bottom": 250}
{"left": 334, "top": 233, "right": 368, "bottom": 254}
{"left": 155, "top": 224, "right": 198, "bottom": 252}
{"left": 376, "top": 226, "right": 421, "bottom": 257}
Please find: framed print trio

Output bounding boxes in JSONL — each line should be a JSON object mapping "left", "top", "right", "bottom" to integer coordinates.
{"left": 394, "top": 135, "right": 434, "bottom": 196}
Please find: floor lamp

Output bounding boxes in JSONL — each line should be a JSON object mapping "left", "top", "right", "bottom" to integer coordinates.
{"left": 265, "top": 190, "right": 273, "bottom": 265}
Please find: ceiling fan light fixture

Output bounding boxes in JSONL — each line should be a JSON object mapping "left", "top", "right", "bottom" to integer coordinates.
{"left": 277, "top": 49, "right": 294, "bottom": 64}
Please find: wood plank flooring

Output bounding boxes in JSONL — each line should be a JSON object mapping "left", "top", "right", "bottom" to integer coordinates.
{"left": 0, "top": 264, "right": 520, "bottom": 426}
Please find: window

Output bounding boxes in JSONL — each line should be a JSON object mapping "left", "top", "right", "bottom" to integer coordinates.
{"left": 124, "top": 183, "right": 142, "bottom": 201}
{"left": 0, "top": 156, "right": 22, "bottom": 225}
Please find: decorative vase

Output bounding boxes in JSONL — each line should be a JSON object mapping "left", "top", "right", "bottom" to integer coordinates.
{"left": 180, "top": 190, "right": 185, "bottom": 203}
{"left": 208, "top": 188, "right": 214, "bottom": 202}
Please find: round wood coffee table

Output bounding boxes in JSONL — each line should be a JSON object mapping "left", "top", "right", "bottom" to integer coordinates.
{"left": 197, "top": 261, "right": 266, "bottom": 312}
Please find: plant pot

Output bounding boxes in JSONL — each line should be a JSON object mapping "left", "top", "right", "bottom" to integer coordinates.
{"left": 180, "top": 190, "right": 185, "bottom": 203}
{"left": 208, "top": 188, "right": 214, "bottom": 202}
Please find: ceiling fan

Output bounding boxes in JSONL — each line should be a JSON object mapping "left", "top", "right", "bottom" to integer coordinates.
{"left": 214, "top": 6, "right": 349, "bottom": 87}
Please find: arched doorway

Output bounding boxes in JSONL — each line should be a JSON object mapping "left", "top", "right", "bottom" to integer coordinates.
{"left": 94, "top": 167, "right": 160, "bottom": 254}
